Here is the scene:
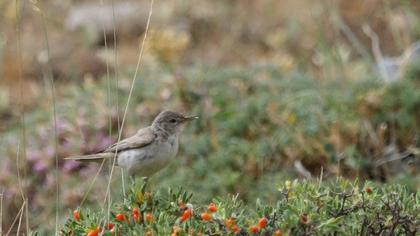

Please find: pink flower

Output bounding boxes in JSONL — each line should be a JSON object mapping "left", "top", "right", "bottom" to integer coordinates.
{"left": 33, "top": 161, "right": 49, "bottom": 174}
{"left": 62, "top": 160, "right": 81, "bottom": 173}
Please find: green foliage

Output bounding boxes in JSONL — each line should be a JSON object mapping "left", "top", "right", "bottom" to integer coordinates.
{"left": 60, "top": 179, "right": 419, "bottom": 235}
{"left": 2, "top": 1, "right": 420, "bottom": 234}
{"left": 1, "top": 65, "right": 419, "bottom": 234}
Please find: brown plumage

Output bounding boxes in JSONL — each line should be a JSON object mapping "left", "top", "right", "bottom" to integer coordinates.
{"left": 65, "top": 110, "right": 198, "bottom": 177}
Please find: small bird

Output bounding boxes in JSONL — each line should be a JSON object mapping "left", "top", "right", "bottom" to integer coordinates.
{"left": 66, "top": 110, "right": 197, "bottom": 177}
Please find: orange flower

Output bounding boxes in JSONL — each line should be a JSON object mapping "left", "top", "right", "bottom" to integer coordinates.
{"left": 180, "top": 209, "right": 192, "bottom": 222}
{"left": 231, "top": 225, "right": 239, "bottom": 233}
{"left": 107, "top": 223, "right": 114, "bottom": 230}
{"left": 146, "top": 212, "right": 153, "bottom": 223}
{"left": 250, "top": 225, "right": 259, "bottom": 233}
{"left": 258, "top": 217, "right": 268, "bottom": 228}
{"left": 132, "top": 207, "right": 140, "bottom": 215}
{"left": 87, "top": 226, "right": 101, "bottom": 236}
{"left": 273, "top": 229, "right": 282, "bottom": 236}
{"left": 201, "top": 212, "right": 212, "bottom": 221}
{"left": 225, "top": 218, "right": 234, "bottom": 227}
{"left": 207, "top": 203, "right": 217, "bottom": 212}
{"left": 365, "top": 187, "right": 373, "bottom": 194}
{"left": 116, "top": 213, "right": 126, "bottom": 222}
{"left": 87, "top": 230, "right": 98, "bottom": 236}
{"left": 73, "top": 210, "right": 80, "bottom": 221}
{"left": 132, "top": 208, "right": 140, "bottom": 222}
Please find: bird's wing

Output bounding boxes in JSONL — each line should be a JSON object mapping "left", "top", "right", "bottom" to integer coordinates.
{"left": 104, "top": 127, "right": 156, "bottom": 153}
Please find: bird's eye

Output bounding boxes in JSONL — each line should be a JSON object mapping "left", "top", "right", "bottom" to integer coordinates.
{"left": 169, "top": 119, "right": 177, "bottom": 123}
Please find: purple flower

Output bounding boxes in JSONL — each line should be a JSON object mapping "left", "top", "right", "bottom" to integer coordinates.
{"left": 33, "top": 161, "right": 49, "bottom": 174}
{"left": 62, "top": 160, "right": 81, "bottom": 173}
{"left": 27, "top": 151, "right": 41, "bottom": 163}
{"left": 45, "top": 146, "right": 55, "bottom": 157}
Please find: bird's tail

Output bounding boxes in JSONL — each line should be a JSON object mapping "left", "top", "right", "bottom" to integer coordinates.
{"left": 65, "top": 153, "right": 114, "bottom": 162}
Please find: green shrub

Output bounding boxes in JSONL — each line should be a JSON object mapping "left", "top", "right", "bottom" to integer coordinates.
{"left": 59, "top": 179, "right": 419, "bottom": 235}
{"left": 3, "top": 65, "right": 419, "bottom": 234}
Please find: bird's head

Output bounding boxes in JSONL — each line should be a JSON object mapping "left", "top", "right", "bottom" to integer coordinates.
{"left": 152, "top": 110, "right": 198, "bottom": 135}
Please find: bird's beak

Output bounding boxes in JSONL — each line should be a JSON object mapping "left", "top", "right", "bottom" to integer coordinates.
{"left": 182, "top": 116, "right": 199, "bottom": 122}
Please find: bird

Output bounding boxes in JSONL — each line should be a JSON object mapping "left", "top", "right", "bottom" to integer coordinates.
{"left": 65, "top": 110, "right": 198, "bottom": 178}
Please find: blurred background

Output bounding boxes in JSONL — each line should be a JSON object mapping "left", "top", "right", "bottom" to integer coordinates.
{"left": 0, "top": 0, "right": 419, "bottom": 234}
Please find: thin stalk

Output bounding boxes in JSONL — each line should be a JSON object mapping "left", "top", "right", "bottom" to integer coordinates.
{"left": 103, "top": 0, "right": 155, "bottom": 205}
{"left": 5, "top": 201, "right": 25, "bottom": 236}
{"left": 0, "top": 191, "right": 3, "bottom": 235}
{"left": 15, "top": 0, "right": 29, "bottom": 233}
{"left": 38, "top": 6, "right": 60, "bottom": 235}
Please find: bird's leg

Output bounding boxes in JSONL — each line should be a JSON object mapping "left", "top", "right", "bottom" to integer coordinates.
{"left": 142, "top": 176, "right": 149, "bottom": 185}
{"left": 128, "top": 174, "right": 136, "bottom": 187}
{"left": 121, "top": 169, "right": 126, "bottom": 200}
{"left": 139, "top": 176, "right": 149, "bottom": 193}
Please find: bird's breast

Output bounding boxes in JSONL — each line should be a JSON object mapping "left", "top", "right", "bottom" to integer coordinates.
{"left": 117, "top": 135, "right": 179, "bottom": 177}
